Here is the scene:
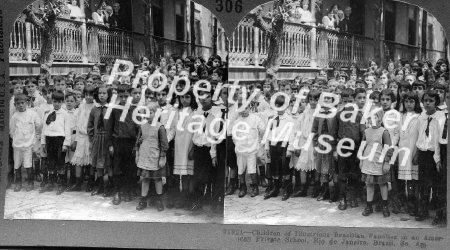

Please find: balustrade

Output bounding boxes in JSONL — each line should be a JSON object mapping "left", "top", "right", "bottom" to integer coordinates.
{"left": 229, "top": 19, "right": 445, "bottom": 70}
{"left": 9, "top": 18, "right": 211, "bottom": 66}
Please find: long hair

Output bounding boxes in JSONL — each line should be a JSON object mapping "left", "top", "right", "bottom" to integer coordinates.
{"left": 401, "top": 92, "right": 422, "bottom": 114}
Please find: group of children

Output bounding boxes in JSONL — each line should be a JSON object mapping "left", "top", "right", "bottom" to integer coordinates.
{"left": 222, "top": 59, "right": 447, "bottom": 227}
{"left": 7, "top": 56, "right": 448, "bottom": 226}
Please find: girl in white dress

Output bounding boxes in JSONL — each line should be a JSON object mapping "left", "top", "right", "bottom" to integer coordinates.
{"left": 68, "top": 85, "right": 95, "bottom": 191}
{"left": 398, "top": 92, "right": 421, "bottom": 214}
{"left": 173, "top": 89, "right": 198, "bottom": 208}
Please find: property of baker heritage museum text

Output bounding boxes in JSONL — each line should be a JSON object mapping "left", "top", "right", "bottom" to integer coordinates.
{"left": 4, "top": 0, "right": 448, "bottom": 228}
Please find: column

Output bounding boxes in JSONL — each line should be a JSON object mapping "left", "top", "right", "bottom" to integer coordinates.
{"left": 310, "top": 27, "right": 317, "bottom": 68}
{"left": 310, "top": 0, "right": 316, "bottom": 24}
{"left": 25, "top": 22, "right": 32, "bottom": 62}
{"left": 253, "top": 28, "right": 260, "bottom": 66}
{"left": 416, "top": 7, "right": 423, "bottom": 60}
{"left": 79, "top": 0, "right": 88, "bottom": 63}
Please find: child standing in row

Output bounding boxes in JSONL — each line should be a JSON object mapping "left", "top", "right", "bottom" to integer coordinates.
{"left": 69, "top": 85, "right": 96, "bottom": 191}
{"left": 40, "top": 91, "right": 72, "bottom": 193}
{"left": 360, "top": 109, "right": 393, "bottom": 217}
{"left": 10, "top": 94, "right": 41, "bottom": 191}
{"left": 135, "top": 103, "right": 169, "bottom": 211}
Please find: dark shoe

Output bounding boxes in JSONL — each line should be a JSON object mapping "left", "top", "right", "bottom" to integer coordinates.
{"left": 349, "top": 199, "right": 359, "bottom": 208}
{"left": 112, "top": 192, "right": 121, "bottom": 205}
{"left": 238, "top": 184, "right": 247, "bottom": 198}
{"left": 375, "top": 202, "right": 382, "bottom": 212}
{"left": 311, "top": 182, "right": 321, "bottom": 198}
{"left": 362, "top": 203, "right": 374, "bottom": 216}
{"left": 264, "top": 180, "right": 279, "bottom": 200}
{"left": 265, "top": 179, "right": 274, "bottom": 195}
{"left": 14, "top": 170, "right": 22, "bottom": 192}
{"left": 156, "top": 196, "right": 164, "bottom": 211}
{"left": 281, "top": 180, "right": 292, "bottom": 201}
{"left": 86, "top": 176, "right": 95, "bottom": 192}
{"left": 382, "top": 203, "right": 391, "bottom": 217}
{"left": 91, "top": 178, "right": 104, "bottom": 196}
{"left": 14, "top": 183, "right": 22, "bottom": 192}
{"left": 123, "top": 192, "right": 132, "bottom": 202}
{"left": 338, "top": 198, "right": 347, "bottom": 210}
{"left": 226, "top": 178, "right": 238, "bottom": 196}
{"left": 415, "top": 211, "right": 429, "bottom": 221}
{"left": 56, "top": 185, "right": 66, "bottom": 195}
{"left": 26, "top": 182, "right": 34, "bottom": 192}
{"left": 258, "top": 165, "right": 268, "bottom": 188}
{"left": 250, "top": 184, "right": 259, "bottom": 197}
{"left": 391, "top": 199, "right": 401, "bottom": 214}
{"left": 136, "top": 197, "right": 147, "bottom": 211}
{"left": 66, "top": 178, "right": 82, "bottom": 192}
{"left": 317, "top": 184, "right": 329, "bottom": 201}
{"left": 102, "top": 181, "right": 112, "bottom": 197}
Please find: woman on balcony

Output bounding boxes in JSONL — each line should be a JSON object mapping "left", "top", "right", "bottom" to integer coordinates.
{"left": 67, "top": 0, "right": 85, "bottom": 21}
{"left": 321, "top": 9, "right": 336, "bottom": 30}
{"left": 298, "top": 0, "right": 314, "bottom": 25}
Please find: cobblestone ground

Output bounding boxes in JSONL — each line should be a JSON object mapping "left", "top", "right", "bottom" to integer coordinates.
{"left": 4, "top": 186, "right": 222, "bottom": 224}
{"left": 224, "top": 191, "right": 438, "bottom": 228}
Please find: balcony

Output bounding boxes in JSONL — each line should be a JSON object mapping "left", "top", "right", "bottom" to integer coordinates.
{"left": 9, "top": 18, "right": 213, "bottom": 76}
{"left": 228, "top": 17, "right": 447, "bottom": 82}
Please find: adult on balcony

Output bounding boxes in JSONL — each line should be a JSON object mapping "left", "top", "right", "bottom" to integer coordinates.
{"left": 298, "top": 0, "right": 314, "bottom": 25}
{"left": 91, "top": 0, "right": 108, "bottom": 26}
{"left": 321, "top": 9, "right": 336, "bottom": 30}
{"left": 67, "top": 0, "right": 85, "bottom": 21}
{"left": 109, "top": 2, "right": 126, "bottom": 30}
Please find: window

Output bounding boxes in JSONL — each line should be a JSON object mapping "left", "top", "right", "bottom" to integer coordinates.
{"left": 384, "top": 8, "right": 396, "bottom": 41}
{"left": 175, "top": 0, "right": 185, "bottom": 41}
{"left": 152, "top": 0, "right": 164, "bottom": 37}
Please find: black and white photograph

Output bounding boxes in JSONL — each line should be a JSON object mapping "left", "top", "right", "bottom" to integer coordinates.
{"left": 224, "top": 0, "right": 448, "bottom": 228}
{"left": 4, "top": 0, "right": 227, "bottom": 223}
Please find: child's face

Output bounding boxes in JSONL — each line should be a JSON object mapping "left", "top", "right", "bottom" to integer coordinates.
{"left": 45, "top": 91, "right": 53, "bottom": 103}
{"left": 53, "top": 99, "right": 63, "bottom": 110}
{"left": 212, "top": 59, "right": 220, "bottom": 67}
{"left": 156, "top": 91, "right": 167, "bottom": 106}
{"left": 356, "top": 82, "right": 365, "bottom": 89}
{"left": 389, "top": 83, "right": 398, "bottom": 95}
{"left": 319, "top": 70, "right": 327, "bottom": 77}
{"left": 15, "top": 99, "right": 27, "bottom": 112}
{"left": 364, "top": 76, "right": 375, "bottom": 87}
{"left": 404, "top": 98, "right": 415, "bottom": 112}
{"left": 399, "top": 87, "right": 410, "bottom": 98}
{"left": 380, "top": 74, "right": 388, "bottom": 84}
{"left": 26, "top": 83, "right": 37, "bottom": 95}
{"left": 131, "top": 88, "right": 141, "bottom": 104}
{"left": 75, "top": 93, "right": 82, "bottom": 104}
{"left": 422, "top": 94, "right": 437, "bottom": 113}
{"left": 160, "top": 58, "right": 167, "bottom": 67}
{"left": 86, "top": 78, "right": 94, "bottom": 86}
{"left": 239, "top": 105, "right": 250, "bottom": 117}
{"left": 55, "top": 81, "right": 66, "bottom": 92}
{"left": 142, "top": 57, "right": 150, "bottom": 66}
{"left": 347, "top": 82, "right": 355, "bottom": 90}
{"left": 354, "top": 93, "right": 366, "bottom": 109}
{"left": 118, "top": 92, "right": 129, "bottom": 105}
{"left": 373, "top": 85, "right": 383, "bottom": 93}
{"left": 350, "top": 73, "right": 357, "bottom": 81}
{"left": 65, "top": 96, "right": 76, "bottom": 110}
{"left": 13, "top": 85, "right": 23, "bottom": 95}
{"left": 122, "top": 76, "right": 131, "bottom": 85}
{"left": 440, "top": 63, "right": 447, "bottom": 72}
{"left": 299, "top": 99, "right": 307, "bottom": 113}
{"left": 413, "top": 85, "right": 424, "bottom": 98}
{"left": 212, "top": 72, "right": 221, "bottom": 81}
{"left": 145, "top": 91, "right": 155, "bottom": 101}
{"left": 168, "top": 66, "right": 177, "bottom": 77}
{"left": 98, "top": 88, "right": 109, "bottom": 104}
{"left": 371, "top": 98, "right": 380, "bottom": 107}
{"left": 405, "top": 75, "right": 415, "bottom": 85}
{"left": 263, "top": 84, "right": 271, "bottom": 93}
{"left": 436, "top": 89, "right": 445, "bottom": 104}
{"left": 66, "top": 84, "right": 73, "bottom": 91}
{"left": 92, "top": 65, "right": 100, "bottom": 73}
{"left": 147, "top": 109, "right": 155, "bottom": 123}
{"left": 368, "top": 114, "right": 381, "bottom": 128}
{"left": 341, "top": 96, "right": 354, "bottom": 106}
{"left": 180, "top": 94, "right": 191, "bottom": 107}
{"left": 85, "top": 93, "right": 94, "bottom": 104}
{"left": 38, "top": 78, "right": 47, "bottom": 88}
{"left": 308, "top": 97, "right": 318, "bottom": 109}
{"left": 395, "top": 71, "right": 404, "bottom": 81}
{"left": 323, "top": 96, "right": 333, "bottom": 104}
{"left": 75, "top": 81, "right": 85, "bottom": 91}
{"left": 338, "top": 76, "right": 346, "bottom": 85}
{"left": 380, "top": 94, "right": 392, "bottom": 111}
{"left": 284, "top": 85, "right": 292, "bottom": 95}
{"left": 194, "top": 60, "right": 201, "bottom": 68}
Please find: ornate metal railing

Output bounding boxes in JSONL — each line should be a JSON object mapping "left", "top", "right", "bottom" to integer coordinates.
{"left": 229, "top": 18, "right": 446, "bottom": 69}
{"left": 9, "top": 18, "right": 213, "bottom": 65}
